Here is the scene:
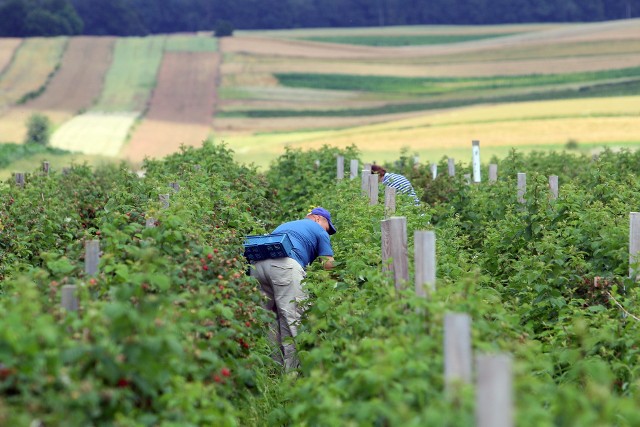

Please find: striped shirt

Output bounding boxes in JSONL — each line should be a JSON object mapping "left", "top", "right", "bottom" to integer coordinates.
{"left": 383, "top": 172, "right": 420, "bottom": 204}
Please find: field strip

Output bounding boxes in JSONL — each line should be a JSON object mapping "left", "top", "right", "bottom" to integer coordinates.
{"left": 0, "top": 37, "right": 117, "bottom": 144}
{"left": 25, "top": 36, "right": 115, "bottom": 112}
{"left": 224, "top": 52, "right": 640, "bottom": 79}
{"left": 50, "top": 112, "right": 138, "bottom": 157}
{"left": 244, "top": 24, "right": 556, "bottom": 38}
{"left": 122, "top": 120, "right": 212, "bottom": 163}
{"left": 93, "top": 36, "right": 165, "bottom": 112}
{"left": 0, "top": 38, "right": 22, "bottom": 74}
{"left": 223, "top": 19, "right": 640, "bottom": 60}
{"left": 0, "top": 37, "right": 67, "bottom": 109}
{"left": 124, "top": 51, "right": 219, "bottom": 162}
{"left": 223, "top": 96, "right": 640, "bottom": 166}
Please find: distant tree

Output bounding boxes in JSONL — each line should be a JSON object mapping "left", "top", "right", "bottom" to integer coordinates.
{"left": 24, "top": 114, "right": 51, "bottom": 146}
{"left": 0, "top": 0, "right": 28, "bottom": 36}
{"left": 214, "top": 20, "right": 234, "bottom": 37}
{"left": 71, "top": 0, "right": 148, "bottom": 36}
{"left": 0, "top": 0, "right": 82, "bottom": 36}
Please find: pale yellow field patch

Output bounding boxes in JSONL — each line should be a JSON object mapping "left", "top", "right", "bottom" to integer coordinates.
{"left": 0, "top": 108, "right": 72, "bottom": 143}
{"left": 50, "top": 112, "right": 139, "bottom": 157}
{"left": 0, "top": 38, "right": 22, "bottom": 72}
{"left": 223, "top": 96, "right": 640, "bottom": 168}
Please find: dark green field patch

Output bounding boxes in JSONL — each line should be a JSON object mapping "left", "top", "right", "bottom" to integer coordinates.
{"left": 296, "top": 33, "right": 518, "bottom": 46}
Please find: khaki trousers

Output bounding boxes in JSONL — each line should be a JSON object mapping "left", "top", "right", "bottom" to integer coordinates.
{"left": 250, "top": 257, "right": 307, "bottom": 371}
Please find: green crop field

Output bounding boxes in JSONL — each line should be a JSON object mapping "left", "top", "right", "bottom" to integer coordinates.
{"left": 92, "top": 36, "right": 165, "bottom": 112}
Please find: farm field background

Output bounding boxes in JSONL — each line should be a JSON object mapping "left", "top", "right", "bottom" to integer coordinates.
{"left": 0, "top": 19, "right": 639, "bottom": 176}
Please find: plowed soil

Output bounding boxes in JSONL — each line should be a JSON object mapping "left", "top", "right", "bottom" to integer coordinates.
{"left": 122, "top": 51, "right": 219, "bottom": 163}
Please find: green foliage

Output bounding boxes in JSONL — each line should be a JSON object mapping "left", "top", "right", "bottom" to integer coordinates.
{"left": 264, "top": 144, "right": 361, "bottom": 221}
{"left": 24, "top": 114, "right": 52, "bottom": 146}
{"left": 0, "top": 143, "right": 67, "bottom": 167}
{"left": 214, "top": 20, "right": 234, "bottom": 38}
{"left": 4, "top": 143, "right": 640, "bottom": 425}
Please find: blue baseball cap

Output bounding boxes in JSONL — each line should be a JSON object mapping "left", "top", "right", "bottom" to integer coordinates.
{"left": 310, "top": 207, "right": 337, "bottom": 235}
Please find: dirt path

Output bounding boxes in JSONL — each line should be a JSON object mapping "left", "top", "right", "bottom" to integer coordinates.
{"left": 122, "top": 51, "right": 219, "bottom": 163}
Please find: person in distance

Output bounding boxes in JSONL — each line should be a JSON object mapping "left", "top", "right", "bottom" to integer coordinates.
{"left": 370, "top": 164, "right": 420, "bottom": 205}
{"left": 250, "top": 206, "right": 336, "bottom": 372}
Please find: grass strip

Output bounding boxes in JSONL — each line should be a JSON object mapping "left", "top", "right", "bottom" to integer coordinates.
{"left": 0, "top": 143, "right": 68, "bottom": 168}
{"left": 296, "top": 33, "right": 519, "bottom": 46}
{"left": 93, "top": 36, "right": 165, "bottom": 112}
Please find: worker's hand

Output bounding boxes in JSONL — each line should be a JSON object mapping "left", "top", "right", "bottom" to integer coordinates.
{"left": 320, "top": 256, "right": 335, "bottom": 270}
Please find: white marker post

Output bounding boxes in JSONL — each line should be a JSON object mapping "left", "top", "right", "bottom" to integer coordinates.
{"left": 472, "top": 140, "right": 481, "bottom": 183}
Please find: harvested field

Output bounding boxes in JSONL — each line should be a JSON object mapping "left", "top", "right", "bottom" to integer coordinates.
{"left": 0, "top": 37, "right": 67, "bottom": 110}
{"left": 122, "top": 120, "right": 212, "bottom": 164}
{"left": 122, "top": 52, "right": 219, "bottom": 163}
{"left": 0, "top": 38, "right": 21, "bottom": 73}
{"left": 26, "top": 36, "right": 115, "bottom": 112}
{"left": 50, "top": 112, "right": 138, "bottom": 157}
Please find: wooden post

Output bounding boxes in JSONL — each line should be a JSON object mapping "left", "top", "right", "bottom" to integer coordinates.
{"left": 42, "top": 161, "right": 50, "bottom": 174}
{"left": 15, "top": 173, "right": 25, "bottom": 188}
{"left": 61, "top": 285, "right": 79, "bottom": 312}
{"left": 381, "top": 216, "right": 409, "bottom": 290}
{"left": 414, "top": 230, "right": 436, "bottom": 297}
{"left": 448, "top": 158, "right": 455, "bottom": 177}
{"left": 630, "top": 212, "right": 640, "bottom": 280}
{"left": 337, "top": 155, "right": 344, "bottom": 180}
{"left": 384, "top": 186, "right": 396, "bottom": 217}
{"left": 476, "top": 353, "right": 513, "bottom": 427}
{"left": 361, "top": 169, "right": 371, "bottom": 195}
{"left": 350, "top": 159, "right": 359, "bottom": 179}
{"left": 517, "top": 173, "right": 526, "bottom": 204}
{"left": 430, "top": 163, "right": 437, "bottom": 180}
{"left": 170, "top": 182, "right": 180, "bottom": 192}
{"left": 84, "top": 239, "right": 100, "bottom": 276}
{"left": 159, "top": 194, "right": 170, "bottom": 209}
{"left": 368, "top": 174, "right": 379, "bottom": 205}
{"left": 146, "top": 217, "right": 157, "bottom": 228}
{"left": 489, "top": 164, "right": 498, "bottom": 182}
{"left": 472, "top": 140, "right": 481, "bottom": 183}
{"left": 549, "top": 175, "right": 559, "bottom": 199}
{"left": 444, "top": 313, "right": 472, "bottom": 388}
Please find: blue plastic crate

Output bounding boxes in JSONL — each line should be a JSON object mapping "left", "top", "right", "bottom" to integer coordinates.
{"left": 243, "top": 233, "right": 294, "bottom": 261}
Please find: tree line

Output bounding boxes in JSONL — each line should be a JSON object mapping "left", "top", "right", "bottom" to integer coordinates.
{"left": 0, "top": 0, "right": 638, "bottom": 37}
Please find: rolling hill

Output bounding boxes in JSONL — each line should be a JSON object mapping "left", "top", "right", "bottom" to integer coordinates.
{"left": 0, "top": 19, "right": 638, "bottom": 173}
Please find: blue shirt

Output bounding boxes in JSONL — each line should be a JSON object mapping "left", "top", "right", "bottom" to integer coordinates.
{"left": 383, "top": 172, "right": 420, "bottom": 204}
{"left": 273, "top": 218, "right": 334, "bottom": 269}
